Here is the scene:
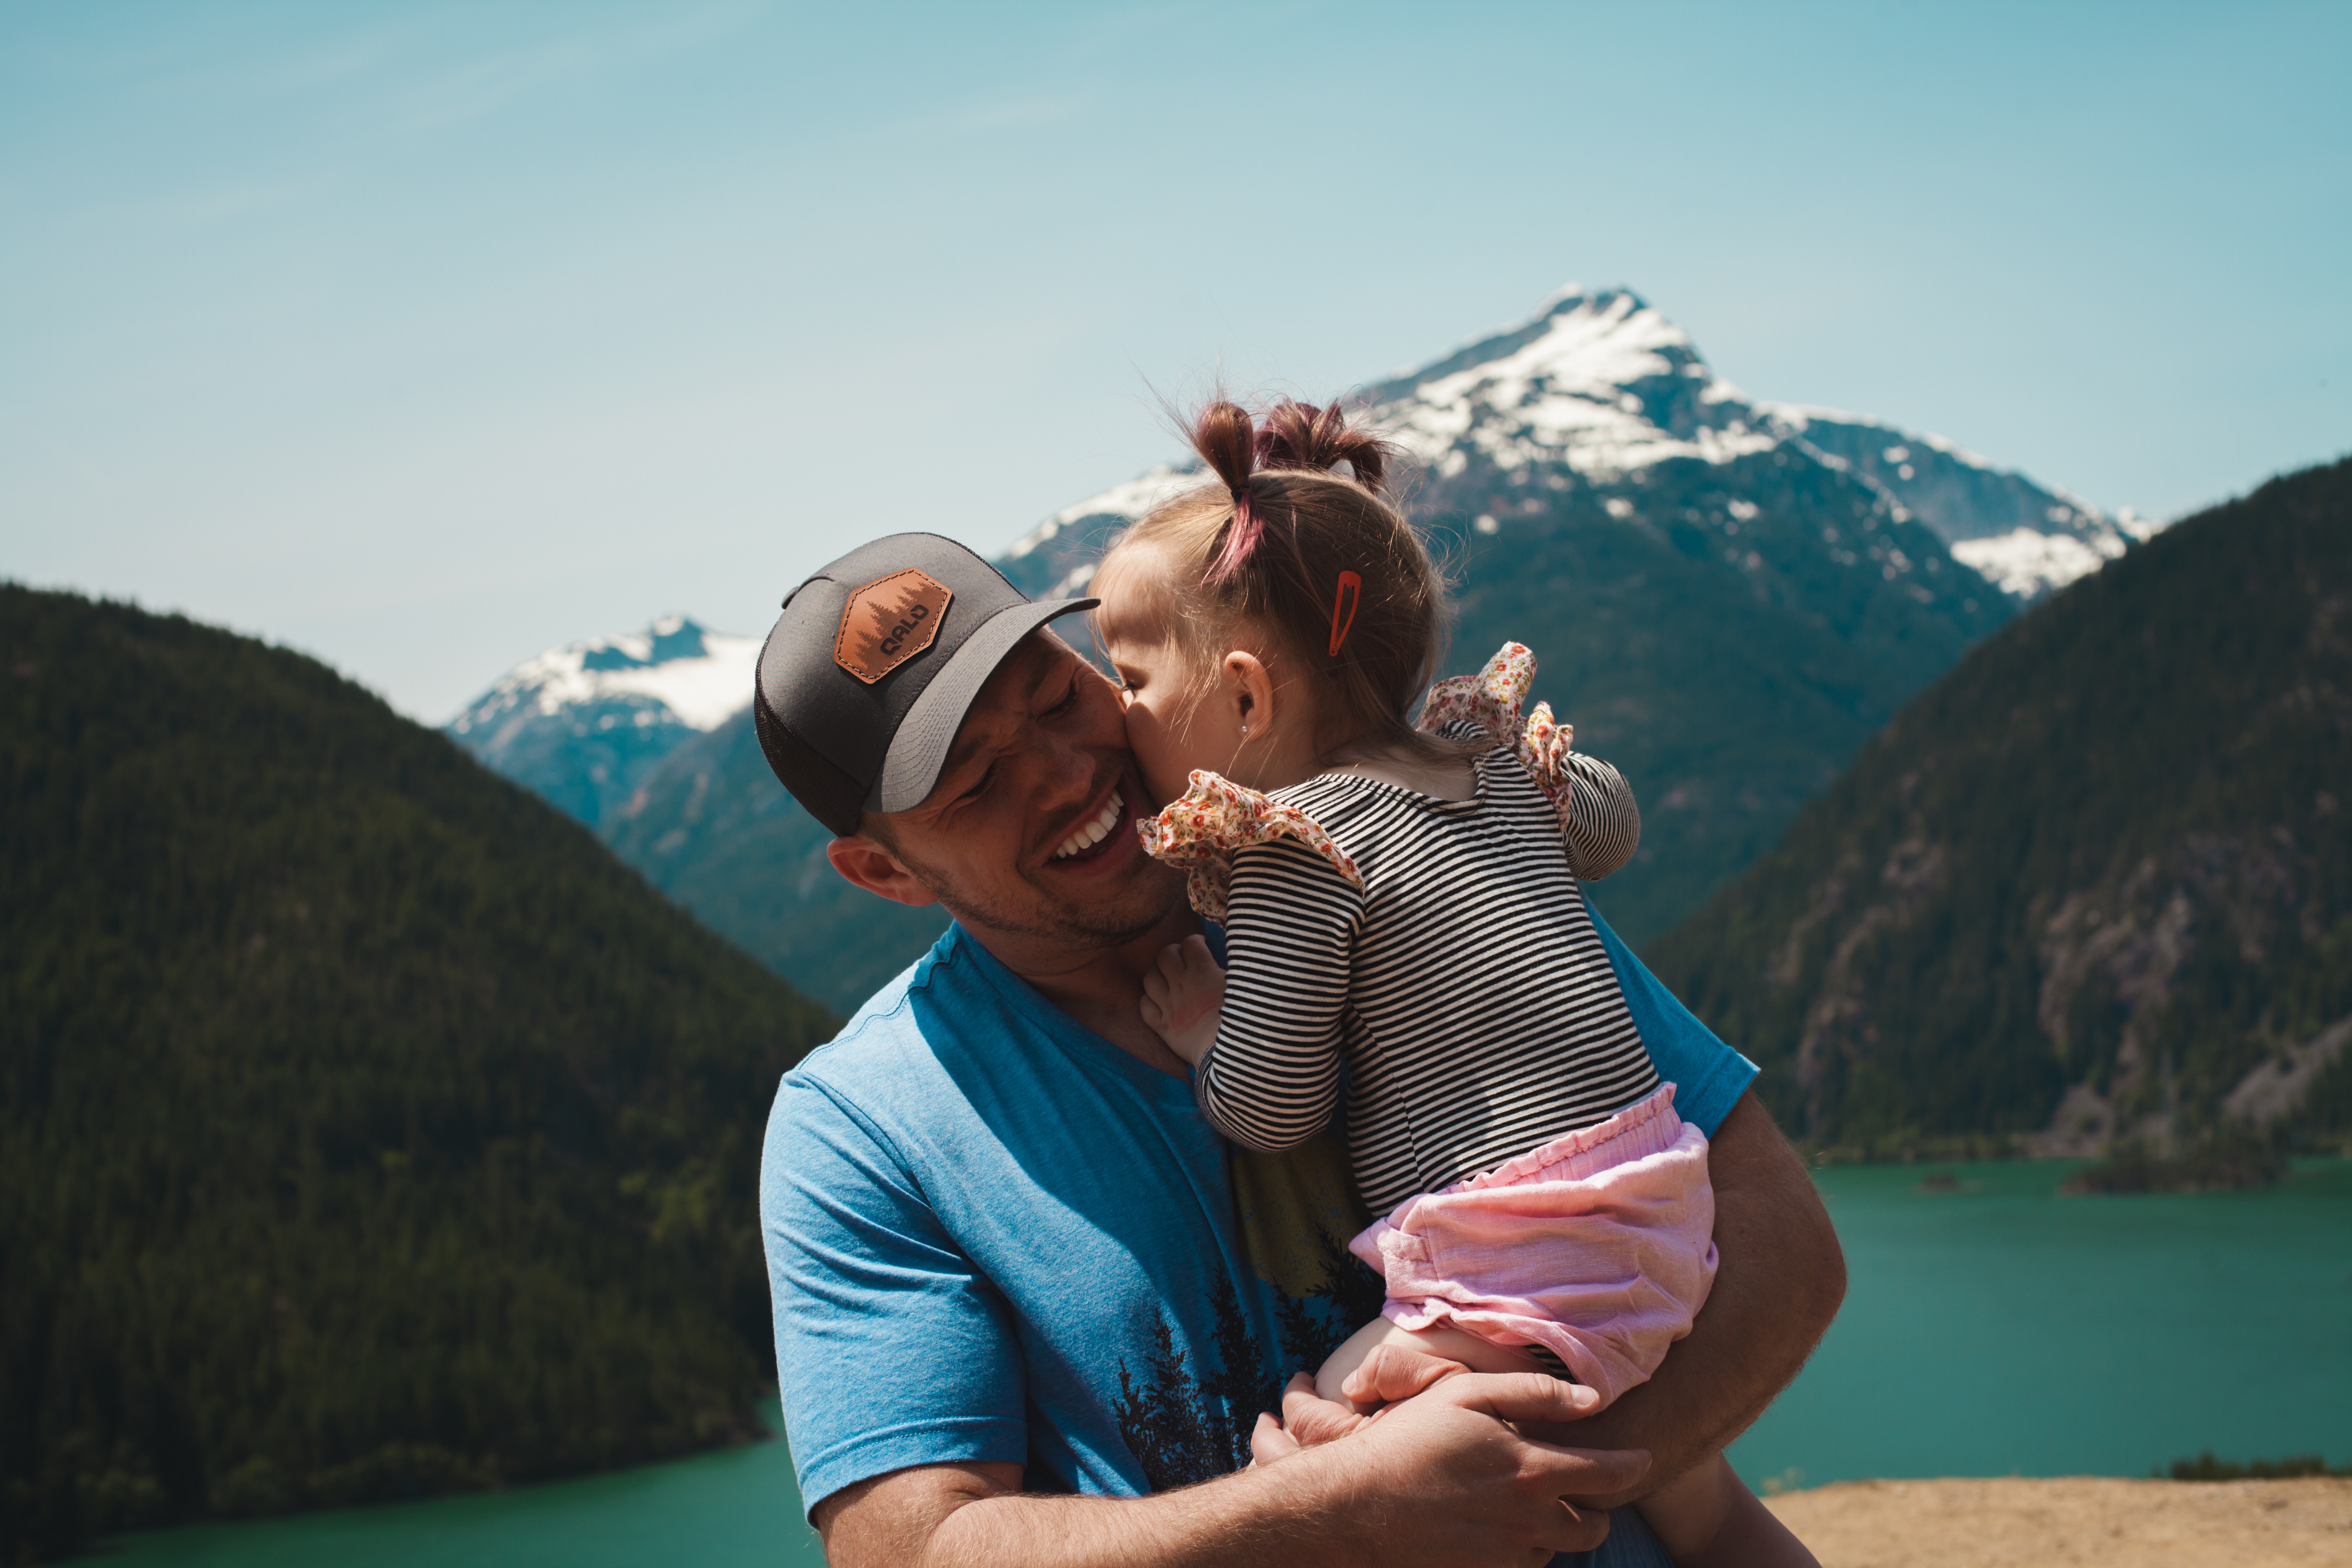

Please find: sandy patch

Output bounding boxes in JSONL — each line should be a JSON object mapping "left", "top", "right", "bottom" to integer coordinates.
{"left": 1763, "top": 1476, "right": 2352, "bottom": 1568}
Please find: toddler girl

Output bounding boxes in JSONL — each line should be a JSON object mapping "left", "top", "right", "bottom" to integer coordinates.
{"left": 1089, "top": 397, "right": 1815, "bottom": 1568}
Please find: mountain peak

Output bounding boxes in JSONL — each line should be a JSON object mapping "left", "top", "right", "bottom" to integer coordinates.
{"left": 1008, "top": 281, "right": 2152, "bottom": 603}
{"left": 451, "top": 616, "right": 757, "bottom": 735}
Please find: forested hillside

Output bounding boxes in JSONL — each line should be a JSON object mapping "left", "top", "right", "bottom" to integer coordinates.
{"left": 1649, "top": 457, "right": 2352, "bottom": 1156}
{"left": 0, "top": 588, "right": 833, "bottom": 1560}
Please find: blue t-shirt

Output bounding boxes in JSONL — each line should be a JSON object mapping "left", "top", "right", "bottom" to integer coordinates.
{"left": 762, "top": 911, "right": 1755, "bottom": 1552}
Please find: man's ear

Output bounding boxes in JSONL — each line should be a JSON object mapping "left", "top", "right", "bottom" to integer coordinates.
{"left": 825, "top": 834, "right": 941, "bottom": 908}
{"left": 1219, "top": 650, "right": 1279, "bottom": 736}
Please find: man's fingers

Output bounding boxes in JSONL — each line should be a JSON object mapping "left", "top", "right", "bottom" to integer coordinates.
{"left": 1543, "top": 1498, "right": 1615, "bottom": 1558}
{"left": 1525, "top": 1442, "right": 1653, "bottom": 1504}
{"left": 1278, "top": 1373, "right": 1372, "bottom": 1450}
{"left": 1338, "top": 1343, "right": 1468, "bottom": 1407}
{"left": 1248, "top": 1411, "right": 1298, "bottom": 1467}
{"left": 1446, "top": 1369, "right": 1612, "bottom": 1430}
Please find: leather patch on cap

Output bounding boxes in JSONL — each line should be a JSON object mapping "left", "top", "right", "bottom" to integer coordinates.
{"left": 835, "top": 569, "right": 953, "bottom": 684}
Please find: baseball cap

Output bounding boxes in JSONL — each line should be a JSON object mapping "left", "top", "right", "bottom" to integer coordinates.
{"left": 752, "top": 533, "right": 1099, "bottom": 836}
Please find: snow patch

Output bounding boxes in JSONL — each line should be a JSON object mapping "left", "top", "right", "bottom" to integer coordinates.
{"left": 449, "top": 616, "right": 759, "bottom": 732}
{"left": 1368, "top": 290, "right": 1783, "bottom": 482}
{"left": 1009, "top": 464, "right": 1202, "bottom": 557}
{"left": 1950, "top": 529, "right": 2125, "bottom": 598}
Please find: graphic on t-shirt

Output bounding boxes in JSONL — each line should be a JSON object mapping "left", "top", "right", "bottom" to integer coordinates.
{"left": 1113, "top": 1137, "right": 1385, "bottom": 1489}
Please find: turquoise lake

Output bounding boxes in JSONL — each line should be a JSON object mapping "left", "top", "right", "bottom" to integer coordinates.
{"left": 101, "top": 1159, "right": 2352, "bottom": 1565}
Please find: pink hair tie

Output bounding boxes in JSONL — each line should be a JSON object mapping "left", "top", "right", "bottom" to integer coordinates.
{"left": 1208, "top": 480, "right": 1263, "bottom": 584}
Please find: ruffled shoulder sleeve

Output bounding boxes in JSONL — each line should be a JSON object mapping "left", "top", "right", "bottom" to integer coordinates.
{"left": 1136, "top": 770, "right": 1365, "bottom": 923}
{"left": 1418, "top": 642, "right": 1640, "bottom": 879}
{"left": 1417, "top": 640, "right": 1571, "bottom": 776}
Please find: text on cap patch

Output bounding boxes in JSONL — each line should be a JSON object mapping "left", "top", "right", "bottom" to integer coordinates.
{"left": 834, "top": 569, "right": 953, "bottom": 684}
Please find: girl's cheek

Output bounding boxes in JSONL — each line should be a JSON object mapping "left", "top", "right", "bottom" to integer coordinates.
{"left": 1121, "top": 702, "right": 1186, "bottom": 797}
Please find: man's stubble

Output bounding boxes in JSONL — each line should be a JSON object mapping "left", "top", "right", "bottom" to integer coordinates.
{"left": 892, "top": 833, "right": 1185, "bottom": 952}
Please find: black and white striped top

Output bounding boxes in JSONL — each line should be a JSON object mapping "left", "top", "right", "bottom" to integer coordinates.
{"left": 1199, "top": 733, "right": 1656, "bottom": 1214}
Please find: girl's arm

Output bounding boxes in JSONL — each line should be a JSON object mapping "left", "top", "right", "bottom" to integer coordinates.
{"left": 1555, "top": 749, "right": 1640, "bottom": 882}
{"left": 1191, "top": 836, "right": 1364, "bottom": 1153}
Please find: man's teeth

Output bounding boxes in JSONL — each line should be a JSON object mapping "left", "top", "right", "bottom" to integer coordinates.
{"left": 1052, "top": 793, "right": 1124, "bottom": 860}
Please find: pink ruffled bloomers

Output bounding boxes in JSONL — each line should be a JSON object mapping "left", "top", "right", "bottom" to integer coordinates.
{"left": 1349, "top": 1083, "right": 1718, "bottom": 1408}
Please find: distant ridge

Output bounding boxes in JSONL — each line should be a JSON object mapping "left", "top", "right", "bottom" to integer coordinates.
{"left": 1648, "top": 456, "right": 2352, "bottom": 1156}
{"left": 446, "top": 615, "right": 758, "bottom": 826}
{"left": 0, "top": 588, "right": 831, "bottom": 1559}
{"left": 454, "top": 284, "right": 2153, "bottom": 1010}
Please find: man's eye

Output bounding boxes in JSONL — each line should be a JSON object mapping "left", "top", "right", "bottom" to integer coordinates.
{"left": 1047, "top": 678, "right": 1081, "bottom": 716}
{"left": 962, "top": 763, "right": 995, "bottom": 802}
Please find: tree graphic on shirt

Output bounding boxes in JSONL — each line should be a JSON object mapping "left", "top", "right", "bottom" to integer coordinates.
{"left": 1111, "top": 1220, "right": 1381, "bottom": 1491}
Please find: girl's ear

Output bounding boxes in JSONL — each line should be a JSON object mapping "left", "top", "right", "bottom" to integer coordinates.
{"left": 1220, "top": 650, "right": 1278, "bottom": 736}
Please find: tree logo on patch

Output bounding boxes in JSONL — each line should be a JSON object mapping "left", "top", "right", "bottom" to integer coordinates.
{"left": 834, "top": 570, "right": 952, "bottom": 684}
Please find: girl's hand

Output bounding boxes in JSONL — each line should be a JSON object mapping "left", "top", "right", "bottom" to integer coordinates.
{"left": 1138, "top": 935, "right": 1227, "bottom": 1066}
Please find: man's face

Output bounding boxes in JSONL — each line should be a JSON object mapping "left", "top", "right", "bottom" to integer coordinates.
{"left": 873, "top": 632, "right": 1181, "bottom": 947}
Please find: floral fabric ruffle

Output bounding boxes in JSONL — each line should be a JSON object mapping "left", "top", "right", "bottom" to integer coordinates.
{"left": 1420, "top": 641, "right": 1578, "bottom": 827}
{"left": 1136, "top": 769, "right": 1364, "bottom": 923}
{"left": 1135, "top": 642, "right": 1594, "bottom": 918}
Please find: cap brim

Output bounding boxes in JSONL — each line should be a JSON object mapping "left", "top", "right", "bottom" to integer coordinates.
{"left": 870, "top": 596, "right": 1100, "bottom": 815}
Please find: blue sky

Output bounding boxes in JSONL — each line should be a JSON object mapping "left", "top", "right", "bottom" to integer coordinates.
{"left": 4, "top": 0, "right": 2346, "bottom": 720}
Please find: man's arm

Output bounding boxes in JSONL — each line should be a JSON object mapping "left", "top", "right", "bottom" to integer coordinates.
{"left": 815, "top": 1372, "right": 1650, "bottom": 1568}
{"left": 1260, "top": 1091, "right": 1844, "bottom": 1509}
{"left": 1545, "top": 1090, "right": 1844, "bottom": 1501}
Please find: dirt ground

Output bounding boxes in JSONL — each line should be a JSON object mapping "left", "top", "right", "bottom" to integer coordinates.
{"left": 1762, "top": 1476, "right": 2352, "bottom": 1568}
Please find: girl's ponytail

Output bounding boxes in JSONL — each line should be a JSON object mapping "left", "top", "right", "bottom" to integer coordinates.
{"left": 1192, "top": 401, "right": 1263, "bottom": 585}
{"left": 1256, "top": 400, "right": 1389, "bottom": 494}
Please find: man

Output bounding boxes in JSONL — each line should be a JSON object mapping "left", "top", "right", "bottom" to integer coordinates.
{"left": 756, "top": 535, "right": 1845, "bottom": 1566}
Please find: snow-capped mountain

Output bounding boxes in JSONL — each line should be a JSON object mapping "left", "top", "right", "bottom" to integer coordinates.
{"left": 1006, "top": 286, "right": 2153, "bottom": 603}
{"left": 456, "top": 284, "right": 2171, "bottom": 1006}
{"left": 445, "top": 615, "right": 758, "bottom": 827}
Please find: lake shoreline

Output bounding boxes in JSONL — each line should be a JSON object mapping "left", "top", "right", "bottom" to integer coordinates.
{"left": 1764, "top": 1475, "right": 2352, "bottom": 1566}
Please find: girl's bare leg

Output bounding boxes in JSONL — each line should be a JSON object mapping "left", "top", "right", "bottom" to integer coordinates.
{"left": 1313, "top": 1316, "right": 1591, "bottom": 1412}
{"left": 1636, "top": 1455, "right": 1819, "bottom": 1568}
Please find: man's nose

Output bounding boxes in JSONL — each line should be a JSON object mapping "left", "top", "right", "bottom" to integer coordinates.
{"left": 1033, "top": 730, "right": 1101, "bottom": 806}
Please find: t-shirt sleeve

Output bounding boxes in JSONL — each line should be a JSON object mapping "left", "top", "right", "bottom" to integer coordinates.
{"left": 1586, "top": 908, "right": 1757, "bottom": 1138}
{"left": 1194, "top": 836, "right": 1365, "bottom": 1153}
{"left": 762, "top": 1069, "right": 1027, "bottom": 1517}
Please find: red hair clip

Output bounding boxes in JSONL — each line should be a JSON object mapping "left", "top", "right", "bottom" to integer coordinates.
{"left": 1328, "top": 570, "right": 1362, "bottom": 656}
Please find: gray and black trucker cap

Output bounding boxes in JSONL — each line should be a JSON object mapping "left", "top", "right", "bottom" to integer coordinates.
{"left": 752, "top": 533, "right": 1099, "bottom": 836}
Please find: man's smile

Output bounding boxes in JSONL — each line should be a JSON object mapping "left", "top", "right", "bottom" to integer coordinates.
{"left": 1044, "top": 782, "right": 1133, "bottom": 868}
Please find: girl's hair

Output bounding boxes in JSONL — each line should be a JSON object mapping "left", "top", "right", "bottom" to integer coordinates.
{"left": 1100, "top": 397, "right": 1458, "bottom": 764}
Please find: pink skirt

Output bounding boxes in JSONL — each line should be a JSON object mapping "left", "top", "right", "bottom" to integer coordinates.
{"left": 1348, "top": 1083, "right": 1717, "bottom": 1408}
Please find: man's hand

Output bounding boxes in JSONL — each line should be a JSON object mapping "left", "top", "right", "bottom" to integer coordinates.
{"left": 1315, "top": 1369, "right": 1649, "bottom": 1564}
{"left": 1252, "top": 1345, "right": 1601, "bottom": 1460}
{"left": 817, "top": 1369, "right": 1648, "bottom": 1568}
{"left": 1534, "top": 1092, "right": 1842, "bottom": 1505}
